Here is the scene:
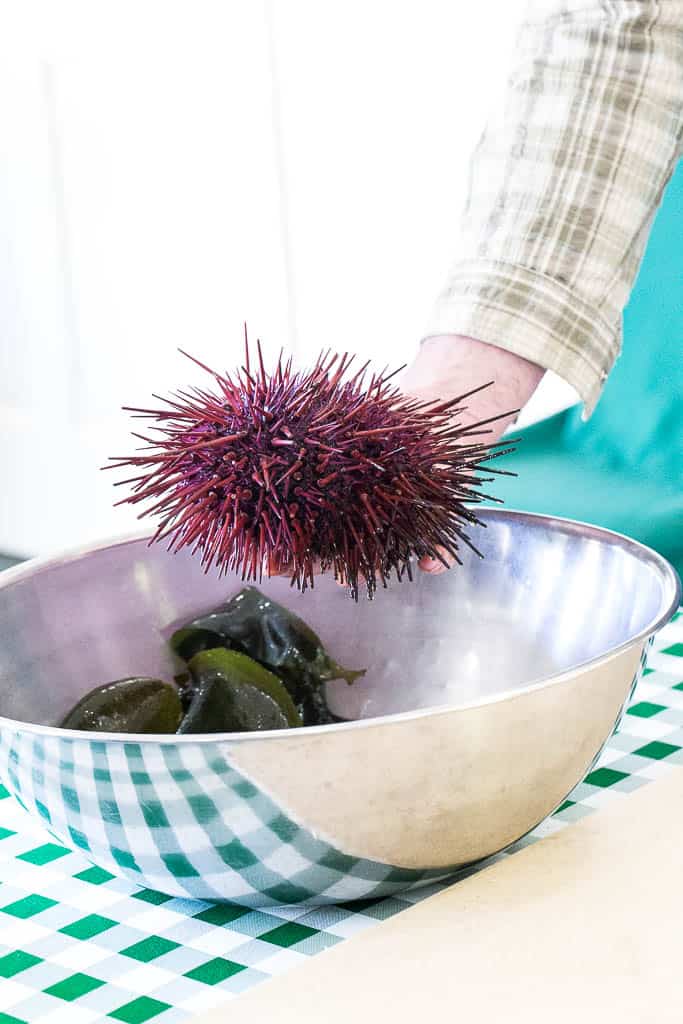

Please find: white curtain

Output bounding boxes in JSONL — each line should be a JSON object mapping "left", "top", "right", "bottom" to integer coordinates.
{"left": 0, "top": 0, "right": 575, "bottom": 556}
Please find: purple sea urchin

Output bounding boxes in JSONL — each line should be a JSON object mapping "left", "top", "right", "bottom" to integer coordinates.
{"left": 108, "top": 329, "right": 517, "bottom": 600}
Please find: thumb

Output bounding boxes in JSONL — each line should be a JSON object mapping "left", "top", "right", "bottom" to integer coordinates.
{"left": 418, "top": 547, "right": 455, "bottom": 575}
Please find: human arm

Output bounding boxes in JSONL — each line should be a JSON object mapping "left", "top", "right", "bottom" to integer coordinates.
{"left": 419, "top": 0, "right": 683, "bottom": 420}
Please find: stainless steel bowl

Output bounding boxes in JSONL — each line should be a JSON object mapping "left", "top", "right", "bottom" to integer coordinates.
{"left": 0, "top": 510, "right": 679, "bottom": 906}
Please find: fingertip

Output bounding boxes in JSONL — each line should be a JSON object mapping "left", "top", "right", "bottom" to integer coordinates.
{"left": 419, "top": 556, "right": 447, "bottom": 575}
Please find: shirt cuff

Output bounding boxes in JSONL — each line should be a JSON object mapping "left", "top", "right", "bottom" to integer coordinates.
{"left": 422, "top": 260, "right": 622, "bottom": 419}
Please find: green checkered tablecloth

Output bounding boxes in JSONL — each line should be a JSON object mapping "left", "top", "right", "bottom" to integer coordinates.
{"left": 0, "top": 612, "right": 681, "bottom": 1023}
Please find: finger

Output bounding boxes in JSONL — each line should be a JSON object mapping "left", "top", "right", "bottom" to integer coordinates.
{"left": 266, "top": 554, "right": 348, "bottom": 588}
{"left": 418, "top": 548, "right": 455, "bottom": 575}
{"left": 266, "top": 554, "right": 291, "bottom": 577}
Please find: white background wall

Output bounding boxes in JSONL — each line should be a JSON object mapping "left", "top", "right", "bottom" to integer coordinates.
{"left": 0, "top": 0, "right": 576, "bottom": 557}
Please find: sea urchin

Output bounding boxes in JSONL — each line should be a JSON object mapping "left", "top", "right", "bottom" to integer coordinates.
{"left": 107, "top": 330, "right": 516, "bottom": 600}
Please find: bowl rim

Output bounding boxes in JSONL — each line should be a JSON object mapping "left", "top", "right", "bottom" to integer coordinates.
{"left": 0, "top": 508, "right": 679, "bottom": 744}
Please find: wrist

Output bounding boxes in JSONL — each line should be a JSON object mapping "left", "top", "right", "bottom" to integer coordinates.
{"left": 404, "top": 334, "right": 545, "bottom": 434}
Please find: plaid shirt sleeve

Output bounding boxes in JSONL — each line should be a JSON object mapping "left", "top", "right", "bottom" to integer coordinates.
{"left": 424, "top": 0, "right": 683, "bottom": 417}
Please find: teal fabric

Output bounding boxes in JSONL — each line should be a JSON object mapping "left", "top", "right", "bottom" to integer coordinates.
{"left": 493, "top": 160, "right": 682, "bottom": 576}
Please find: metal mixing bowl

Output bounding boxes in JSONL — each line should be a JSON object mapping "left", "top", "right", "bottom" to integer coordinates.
{"left": 0, "top": 510, "right": 679, "bottom": 906}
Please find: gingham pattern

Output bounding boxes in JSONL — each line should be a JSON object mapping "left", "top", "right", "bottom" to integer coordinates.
{"left": 0, "top": 734, "right": 451, "bottom": 910}
{"left": 0, "top": 611, "right": 680, "bottom": 1022}
{"left": 424, "top": 0, "right": 683, "bottom": 416}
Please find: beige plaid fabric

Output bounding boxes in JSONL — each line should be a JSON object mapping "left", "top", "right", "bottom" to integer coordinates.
{"left": 424, "top": 0, "right": 683, "bottom": 417}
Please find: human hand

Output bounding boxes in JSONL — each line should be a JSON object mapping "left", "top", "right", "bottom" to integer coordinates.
{"left": 268, "top": 334, "right": 544, "bottom": 583}
{"left": 403, "top": 334, "right": 545, "bottom": 573}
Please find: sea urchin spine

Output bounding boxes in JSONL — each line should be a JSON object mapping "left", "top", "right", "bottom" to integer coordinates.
{"left": 107, "top": 328, "right": 517, "bottom": 600}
